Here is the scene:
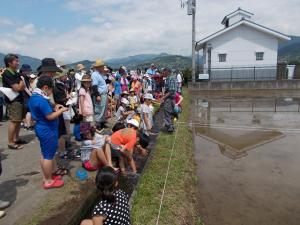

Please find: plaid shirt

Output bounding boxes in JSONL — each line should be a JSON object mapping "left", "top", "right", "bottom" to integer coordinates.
{"left": 165, "top": 75, "right": 177, "bottom": 93}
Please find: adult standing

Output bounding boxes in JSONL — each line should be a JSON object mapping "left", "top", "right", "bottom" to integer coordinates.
{"left": 147, "top": 63, "right": 158, "bottom": 92}
{"left": 176, "top": 71, "right": 183, "bottom": 94}
{"left": 2, "top": 54, "right": 26, "bottom": 150}
{"left": 146, "top": 63, "right": 157, "bottom": 76}
{"left": 119, "top": 66, "right": 129, "bottom": 92}
{"left": 162, "top": 67, "right": 177, "bottom": 133}
{"left": 91, "top": 59, "right": 108, "bottom": 129}
{"left": 29, "top": 75, "right": 68, "bottom": 189}
{"left": 75, "top": 64, "right": 86, "bottom": 91}
{"left": 37, "top": 58, "right": 70, "bottom": 169}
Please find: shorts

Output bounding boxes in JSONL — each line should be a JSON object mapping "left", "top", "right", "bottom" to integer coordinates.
{"left": 110, "top": 143, "right": 122, "bottom": 158}
{"left": 36, "top": 126, "right": 58, "bottom": 160}
{"left": 83, "top": 160, "right": 102, "bottom": 171}
{"left": 63, "top": 110, "right": 71, "bottom": 120}
{"left": 7, "top": 101, "right": 25, "bottom": 122}
{"left": 58, "top": 114, "right": 67, "bottom": 138}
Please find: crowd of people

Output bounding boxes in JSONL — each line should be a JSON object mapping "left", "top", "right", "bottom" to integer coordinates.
{"left": 0, "top": 53, "right": 184, "bottom": 222}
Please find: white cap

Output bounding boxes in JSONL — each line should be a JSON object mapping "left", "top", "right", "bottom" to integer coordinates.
{"left": 144, "top": 93, "right": 154, "bottom": 100}
{"left": 127, "top": 119, "right": 139, "bottom": 128}
{"left": 121, "top": 98, "right": 129, "bottom": 105}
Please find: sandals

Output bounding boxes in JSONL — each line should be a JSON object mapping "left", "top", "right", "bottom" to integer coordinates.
{"left": 122, "top": 171, "right": 140, "bottom": 178}
{"left": 53, "top": 166, "right": 70, "bottom": 176}
{"left": 52, "top": 175, "right": 62, "bottom": 180}
{"left": 43, "top": 179, "right": 64, "bottom": 189}
{"left": 8, "top": 144, "right": 23, "bottom": 150}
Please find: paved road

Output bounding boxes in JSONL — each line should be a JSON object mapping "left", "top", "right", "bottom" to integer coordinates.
{"left": 0, "top": 121, "right": 76, "bottom": 225}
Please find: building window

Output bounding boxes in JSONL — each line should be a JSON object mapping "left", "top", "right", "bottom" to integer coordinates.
{"left": 218, "top": 54, "right": 227, "bottom": 62}
{"left": 256, "top": 52, "right": 264, "bottom": 61}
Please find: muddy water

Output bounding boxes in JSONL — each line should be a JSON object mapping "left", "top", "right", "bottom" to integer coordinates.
{"left": 192, "top": 90, "right": 300, "bottom": 225}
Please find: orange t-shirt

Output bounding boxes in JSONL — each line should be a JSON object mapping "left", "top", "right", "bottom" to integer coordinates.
{"left": 111, "top": 128, "right": 137, "bottom": 152}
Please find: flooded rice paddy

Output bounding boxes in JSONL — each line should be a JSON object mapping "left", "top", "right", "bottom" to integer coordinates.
{"left": 191, "top": 90, "right": 300, "bottom": 225}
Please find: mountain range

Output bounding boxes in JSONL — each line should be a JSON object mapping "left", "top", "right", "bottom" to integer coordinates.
{"left": 278, "top": 35, "right": 300, "bottom": 63}
{"left": 0, "top": 35, "right": 299, "bottom": 70}
{"left": 0, "top": 53, "right": 41, "bottom": 70}
{"left": 69, "top": 53, "right": 192, "bottom": 70}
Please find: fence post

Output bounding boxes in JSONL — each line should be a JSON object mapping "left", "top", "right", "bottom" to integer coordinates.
{"left": 274, "top": 99, "right": 277, "bottom": 112}
{"left": 230, "top": 67, "right": 233, "bottom": 82}
{"left": 254, "top": 66, "right": 256, "bottom": 81}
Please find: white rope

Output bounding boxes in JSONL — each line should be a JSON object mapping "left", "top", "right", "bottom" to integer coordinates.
{"left": 177, "top": 121, "right": 300, "bottom": 133}
{"left": 155, "top": 124, "right": 180, "bottom": 225}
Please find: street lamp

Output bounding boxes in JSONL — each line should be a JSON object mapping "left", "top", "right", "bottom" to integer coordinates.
{"left": 181, "top": 0, "right": 196, "bottom": 83}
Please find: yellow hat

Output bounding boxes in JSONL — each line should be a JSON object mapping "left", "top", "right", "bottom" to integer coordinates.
{"left": 76, "top": 63, "right": 85, "bottom": 71}
{"left": 93, "top": 59, "right": 105, "bottom": 68}
{"left": 54, "top": 71, "right": 66, "bottom": 79}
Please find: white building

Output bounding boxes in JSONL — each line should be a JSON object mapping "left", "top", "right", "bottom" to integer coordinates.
{"left": 196, "top": 8, "right": 291, "bottom": 81}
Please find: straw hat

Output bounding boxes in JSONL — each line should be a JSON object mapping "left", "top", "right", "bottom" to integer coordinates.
{"left": 76, "top": 64, "right": 85, "bottom": 71}
{"left": 93, "top": 59, "right": 105, "bottom": 67}
{"left": 54, "top": 71, "right": 67, "bottom": 79}
{"left": 81, "top": 74, "right": 92, "bottom": 82}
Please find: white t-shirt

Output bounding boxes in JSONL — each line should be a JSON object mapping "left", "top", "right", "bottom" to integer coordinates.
{"left": 177, "top": 73, "right": 182, "bottom": 83}
{"left": 75, "top": 72, "right": 85, "bottom": 91}
{"left": 116, "top": 106, "right": 126, "bottom": 121}
{"left": 141, "top": 103, "right": 154, "bottom": 136}
{"left": 80, "top": 134, "right": 107, "bottom": 162}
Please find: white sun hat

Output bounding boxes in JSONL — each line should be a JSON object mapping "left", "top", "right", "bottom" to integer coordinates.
{"left": 127, "top": 119, "right": 140, "bottom": 128}
{"left": 144, "top": 93, "right": 154, "bottom": 100}
{"left": 121, "top": 98, "right": 129, "bottom": 105}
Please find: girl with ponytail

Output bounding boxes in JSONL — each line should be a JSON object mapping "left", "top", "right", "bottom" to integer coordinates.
{"left": 81, "top": 166, "right": 130, "bottom": 225}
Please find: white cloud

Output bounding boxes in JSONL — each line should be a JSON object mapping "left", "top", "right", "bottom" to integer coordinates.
{"left": 0, "top": 17, "right": 14, "bottom": 26}
{"left": 16, "top": 23, "right": 36, "bottom": 35}
{"left": 0, "top": 0, "right": 299, "bottom": 62}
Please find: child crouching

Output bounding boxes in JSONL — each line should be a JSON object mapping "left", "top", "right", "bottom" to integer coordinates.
{"left": 80, "top": 123, "right": 117, "bottom": 172}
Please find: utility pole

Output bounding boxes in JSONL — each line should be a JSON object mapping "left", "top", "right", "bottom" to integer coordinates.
{"left": 191, "top": 0, "right": 196, "bottom": 83}
{"left": 181, "top": 0, "right": 196, "bottom": 83}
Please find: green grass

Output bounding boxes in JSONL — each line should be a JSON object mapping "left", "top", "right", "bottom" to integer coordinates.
{"left": 131, "top": 89, "right": 200, "bottom": 225}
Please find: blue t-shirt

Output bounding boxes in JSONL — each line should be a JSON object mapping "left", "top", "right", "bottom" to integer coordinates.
{"left": 146, "top": 68, "right": 157, "bottom": 76}
{"left": 114, "top": 81, "right": 122, "bottom": 95}
{"left": 28, "top": 93, "right": 58, "bottom": 130}
{"left": 91, "top": 71, "right": 108, "bottom": 94}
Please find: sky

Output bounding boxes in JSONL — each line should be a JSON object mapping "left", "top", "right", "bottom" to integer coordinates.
{"left": 0, "top": 0, "right": 299, "bottom": 62}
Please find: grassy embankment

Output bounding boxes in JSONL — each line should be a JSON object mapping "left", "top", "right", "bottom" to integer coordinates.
{"left": 132, "top": 89, "right": 202, "bottom": 225}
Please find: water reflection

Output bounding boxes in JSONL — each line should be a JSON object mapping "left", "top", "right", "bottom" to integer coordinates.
{"left": 192, "top": 92, "right": 300, "bottom": 225}
{"left": 195, "top": 126, "right": 284, "bottom": 159}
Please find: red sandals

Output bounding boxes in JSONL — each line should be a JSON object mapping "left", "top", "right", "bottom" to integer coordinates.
{"left": 43, "top": 179, "right": 64, "bottom": 189}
